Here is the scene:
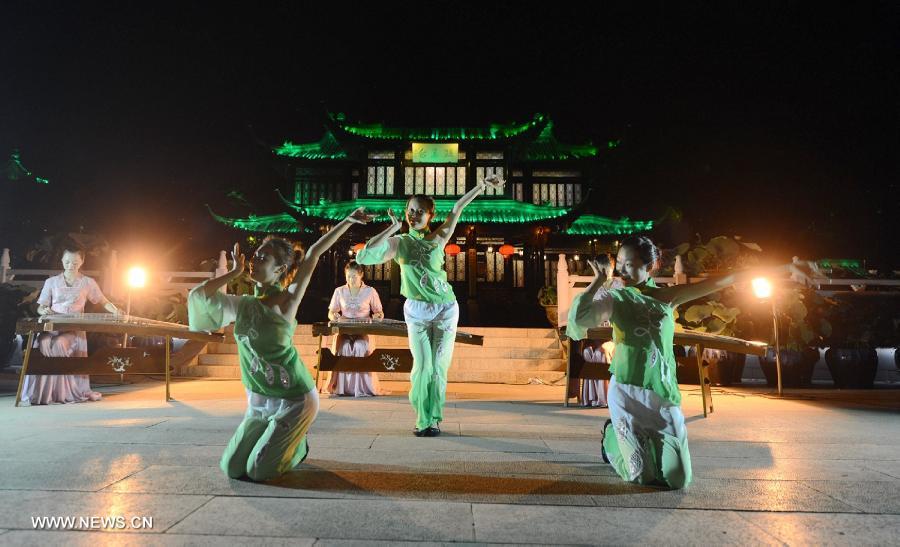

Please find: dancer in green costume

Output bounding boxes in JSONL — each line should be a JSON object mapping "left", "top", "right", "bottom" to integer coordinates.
{"left": 568, "top": 236, "right": 819, "bottom": 489}
{"left": 356, "top": 175, "right": 505, "bottom": 437}
{"left": 189, "top": 208, "right": 373, "bottom": 481}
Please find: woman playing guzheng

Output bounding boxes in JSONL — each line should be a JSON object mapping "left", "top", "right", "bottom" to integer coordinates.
{"left": 325, "top": 260, "right": 387, "bottom": 396}
{"left": 188, "top": 208, "right": 373, "bottom": 481}
{"left": 20, "top": 241, "right": 120, "bottom": 405}
{"left": 567, "top": 236, "right": 820, "bottom": 489}
{"left": 356, "top": 175, "right": 505, "bottom": 437}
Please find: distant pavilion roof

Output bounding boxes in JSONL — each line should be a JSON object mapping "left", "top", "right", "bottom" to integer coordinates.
{"left": 325, "top": 112, "right": 548, "bottom": 142}
{"left": 273, "top": 131, "right": 347, "bottom": 159}
{"left": 517, "top": 121, "right": 599, "bottom": 161}
{"left": 210, "top": 196, "right": 652, "bottom": 236}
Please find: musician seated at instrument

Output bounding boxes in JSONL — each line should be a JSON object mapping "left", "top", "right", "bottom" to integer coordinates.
{"left": 20, "top": 241, "right": 120, "bottom": 406}
{"left": 325, "top": 260, "right": 387, "bottom": 397}
{"left": 580, "top": 340, "right": 615, "bottom": 408}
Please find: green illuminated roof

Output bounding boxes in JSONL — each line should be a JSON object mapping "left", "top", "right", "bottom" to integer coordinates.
{"left": 207, "top": 207, "right": 302, "bottom": 233}
{"left": 3, "top": 150, "right": 49, "bottom": 184}
{"left": 519, "top": 121, "right": 598, "bottom": 161}
{"left": 287, "top": 198, "right": 572, "bottom": 224}
{"left": 329, "top": 112, "right": 547, "bottom": 141}
{"left": 816, "top": 259, "right": 865, "bottom": 275}
{"left": 211, "top": 200, "right": 651, "bottom": 235}
{"left": 564, "top": 214, "right": 653, "bottom": 236}
{"left": 274, "top": 131, "right": 347, "bottom": 159}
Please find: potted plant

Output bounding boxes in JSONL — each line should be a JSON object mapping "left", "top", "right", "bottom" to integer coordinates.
{"left": 824, "top": 292, "right": 899, "bottom": 389}
{"left": 676, "top": 292, "right": 747, "bottom": 386}
{"left": 667, "top": 235, "right": 763, "bottom": 386}
{"left": 756, "top": 286, "right": 834, "bottom": 388}
{"left": 538, "top": 285, "right": 558, "bottom": 328}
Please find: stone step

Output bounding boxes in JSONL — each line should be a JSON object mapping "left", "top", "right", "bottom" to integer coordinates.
{"left": 379, "top": 370, "right": 566, "bottom": 385}
{"left": 216, "top": 335, "right": 561, "bottom": 352}
{"left": 224, "top": 324, "right": 554, "bottom": 338}
{"left": 204, "top": 343, "right": 561, "bottom": 360}
{"left": 290, "top": 327, "right": 555, "bottom": 341}
{"left": 198, "top": 353, "right": 564, "bottom": 371}
{"left": 181, "top": 365, "right": 565, "bottom": 386}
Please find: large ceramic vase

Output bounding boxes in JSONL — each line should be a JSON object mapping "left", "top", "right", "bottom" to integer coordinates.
{"left": 759, "top": 347, "right": 819, "bottom": 388}
{"left": 824, "top": 348, "right": 878, "bottom": 389}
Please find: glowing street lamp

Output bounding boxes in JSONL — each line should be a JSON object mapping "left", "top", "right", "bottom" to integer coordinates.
{"left": 127, "top": 266, "right": 147, "bottom": 290}
{"left": 122, "top": 266, "right": 148, "bottom": 348}
{"left": 753, "top": 276, "right": 783, "bottom": 396}
{"left": 752, "top": 277, "right": 772, "bottom": 299}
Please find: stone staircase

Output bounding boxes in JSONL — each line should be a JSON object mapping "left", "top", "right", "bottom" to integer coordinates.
{"left": 180, "top": 325, "right": 567, "bottom": 385}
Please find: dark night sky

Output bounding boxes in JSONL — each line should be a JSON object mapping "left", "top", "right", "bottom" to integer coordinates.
{"left": 1, "top": 2, "right": 898, "bottom": 269}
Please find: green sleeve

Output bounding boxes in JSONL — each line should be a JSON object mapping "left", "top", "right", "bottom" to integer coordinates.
{"left": 355, "top": 237, "right": 397, "bottom": 266}
{"left": 566, "top": 289, "right": 614, "bottom": 341}
{"left": 188, "top": 281, "right": 240, "bottom": 331}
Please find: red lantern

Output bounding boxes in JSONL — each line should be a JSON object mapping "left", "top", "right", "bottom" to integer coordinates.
{"left": 444, "top": 243, "right": 461, "bottom": 257}
{"left": 498, "top": 244, "right": 516, "bottom": 258}
{"left": 352, "top": 243, "right": 365, "bottom": 253}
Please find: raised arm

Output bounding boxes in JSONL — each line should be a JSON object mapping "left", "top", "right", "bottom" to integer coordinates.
{"left": 431, "top": 174, "right": 505, "bottom": 243}
{"left": 654, "top": 258, "right": 821, "bottom": 308}
{"left": 199, "top": 243, "right": 245, "bottom": 298}
{"left": 284, "top": 208, "right": 374, "bottom": 316}
{"left": 566, "top": 259, "right": 616, "bottom": 340}
{"left": 356, "top": 208, "right": 402, "bottom": 265}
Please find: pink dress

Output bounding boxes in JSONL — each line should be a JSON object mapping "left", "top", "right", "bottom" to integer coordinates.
{"left": 20, "top": 273, "right": 106, "bottom": 405}
{"left": 326, "top": 283, "right": 386, "bottom": 396}
{"left": 580, "top": 340, "right": 615, "bottom": 407}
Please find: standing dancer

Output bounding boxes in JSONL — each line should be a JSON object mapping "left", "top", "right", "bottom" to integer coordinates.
{"left": 188, "top": 208, "right": 372, "bottom": 481}
{"left": 326, "top": 260, "right": 386, "bottom": 396}
{"left": 21, "top": 241, "right": 120, "bottom": 405}
{"left": 567, "top": 236, "right": 817, "bottom": 489}
{"left": 356, "top": 175, "right": 505, "bottom": 436}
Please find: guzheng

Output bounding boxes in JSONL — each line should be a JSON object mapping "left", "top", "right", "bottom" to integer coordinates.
{"left": 564, "top": 326, "right": 768, "bottom": 416}
{"left": 311, "top": 318, "right": 483, "bottom": 390}
{"left": 312, "top": 318, "right": 484, "bottom": 346}
{"left": 584, "top": 326, "right": 767, "bottom": 356}
{"left": 17, "top": 313, "right": 223, "bottom": 342}
{"left": 14, "top": 313, "right": 224, "bottom": 406}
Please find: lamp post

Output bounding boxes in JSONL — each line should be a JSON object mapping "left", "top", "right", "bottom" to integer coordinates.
{"left": 122, "top": 266, "right": 147, "bottom": 347}
{"left": 752, "top": 277, "right": 783, "bottom": 396}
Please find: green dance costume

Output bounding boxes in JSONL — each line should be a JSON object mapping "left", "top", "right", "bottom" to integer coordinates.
{"left": 189, "top": 282, "right": 318, "bottom": 481}
{"left": 568, "top": 279, "right": 692, "bottom": 489}
{"left": 356, "top": 228, "right": 459, "bottom": 431}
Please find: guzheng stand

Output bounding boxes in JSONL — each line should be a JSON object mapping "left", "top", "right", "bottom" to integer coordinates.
{"left": 14, "top": 315, "right": 223, "bottom": 407}
{"left": 311, "top": 320, "right": 483, "bottom": 392}
{"left": 563, "top": 326, "right": 767, "bottom": 417}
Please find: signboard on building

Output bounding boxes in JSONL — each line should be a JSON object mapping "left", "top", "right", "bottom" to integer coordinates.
{"left": 412, "top": 143, "right": 458, "bottom": 163}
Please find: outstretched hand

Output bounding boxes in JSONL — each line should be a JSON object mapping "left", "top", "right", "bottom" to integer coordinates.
{"left": 587, "top": 256, "right": 613, "bottom": 279}
{"left": 231, "top": 242, "right": 245, "bottom": 274}
{"left": 482, "top": 174, "right": 506, "bottom": 192}
{"left": 346, "top": 207, "right": 376, "bottom": 225}
{"left": 386, "top": 208, "right": 403, "bottom": 231}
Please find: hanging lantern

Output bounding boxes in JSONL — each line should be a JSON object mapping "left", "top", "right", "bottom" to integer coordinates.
{"left": 445, "top": 243, "right": 461, "bottom": 256}
{"left": 498, "top": 244, "right": 516, "bottom": 258}
{"left": 352, "top": 243, "right": 365, "bottom": 253}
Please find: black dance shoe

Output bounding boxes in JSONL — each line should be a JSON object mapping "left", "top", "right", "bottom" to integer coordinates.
{"left": 414, "top": 428, "right": 428, "bottom": 437}
{"left": 425, "top": 425, "right": 441, "bottom": 437}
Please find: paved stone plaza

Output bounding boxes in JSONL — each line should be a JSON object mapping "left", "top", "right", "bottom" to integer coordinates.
{"left": 1, "top": 379, "right": 898, "bottom": 545}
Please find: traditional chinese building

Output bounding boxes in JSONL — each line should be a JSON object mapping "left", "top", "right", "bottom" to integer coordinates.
{"left": 211, "top": 113, "right": 653, "bottom": 325}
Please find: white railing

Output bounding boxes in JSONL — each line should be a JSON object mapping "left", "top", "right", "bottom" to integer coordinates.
{"left": 1, "top": 248, "right": 231, "bottom": 298}
{"left": 556, "top": 253, "right": 900, "bottom": 327}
